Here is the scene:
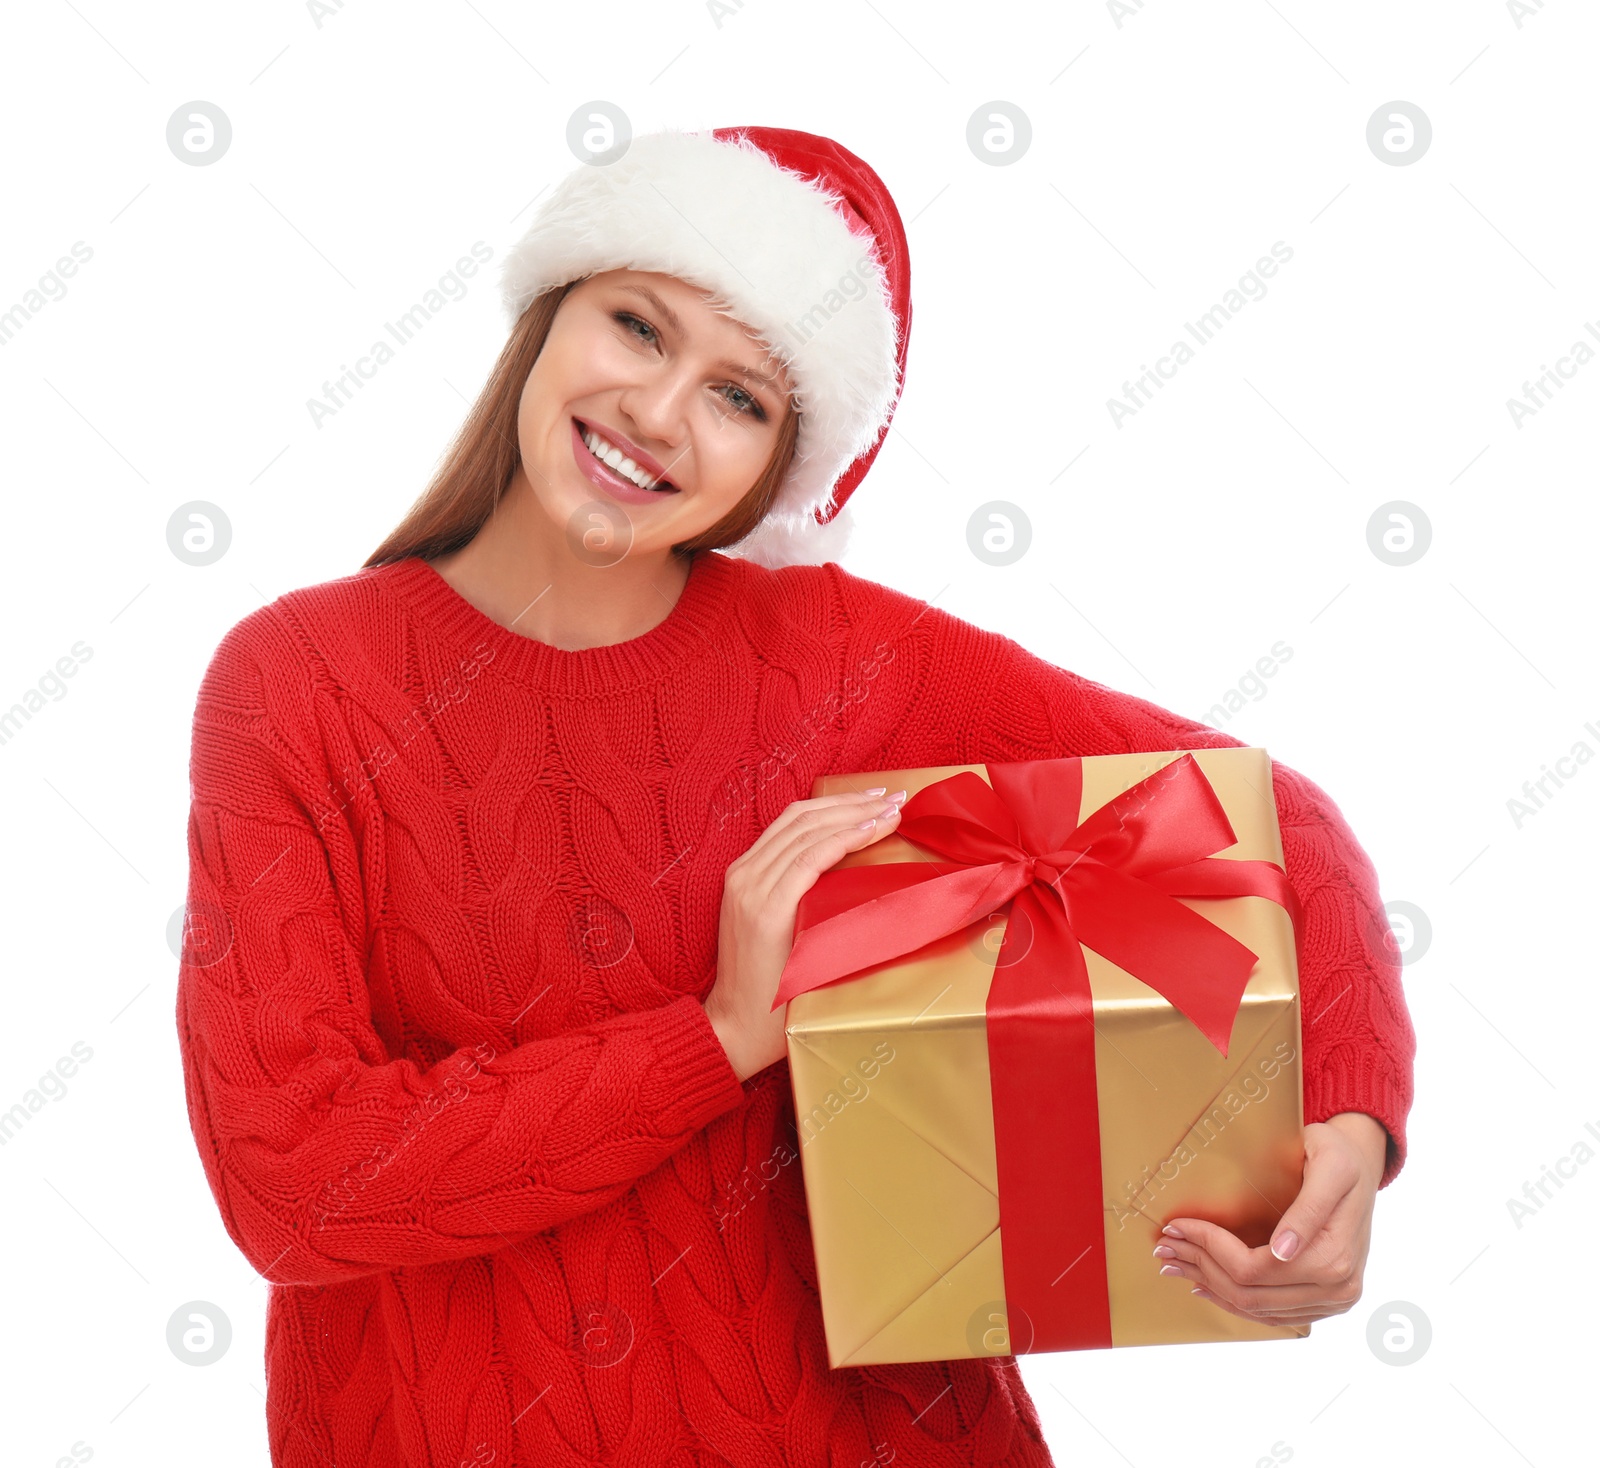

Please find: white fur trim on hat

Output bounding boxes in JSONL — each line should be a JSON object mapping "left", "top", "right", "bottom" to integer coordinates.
{"left": 498, "top": 129, "right": 898, "bottom": 568}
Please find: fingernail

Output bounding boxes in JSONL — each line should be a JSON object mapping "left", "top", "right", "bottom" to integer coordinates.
{"left": 1191, "top": 1288, "right": 1213, "bottom": 1299}
{"left": 863, "top": 787, "right": 887, "bottom": 798}
{"left": 880, "top": 802, "right": 901, "bottom": 818}
{"left": 887, "top": 789, "right": 908, "bottom": 804}
{"left": 1151, "top": 1244, "right": 1176, "bottom": 1259}
{"left": 1158, "top": 1264, "right": 1183, "bottom": 1277}
{"left": 1161, "top": 1224, "right": 1186, "bottom": 1240}
{"left": 856, "top": 818, "right": 878, "bottom": 830}
{"left": 1270, "top": 1230, "right": 1299, "bottom": 1262}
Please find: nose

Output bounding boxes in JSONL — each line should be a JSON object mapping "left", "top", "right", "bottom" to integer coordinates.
{"left": 617, "top": 363, "right": 694, "bottom": 455}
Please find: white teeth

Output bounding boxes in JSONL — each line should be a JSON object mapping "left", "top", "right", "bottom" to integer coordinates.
{"left": 582, "top": 427, "right": 664, "bottom": 491}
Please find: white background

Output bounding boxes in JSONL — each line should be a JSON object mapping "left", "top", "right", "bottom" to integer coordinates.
{"left": 1, "top": 1, "right": 1594, "bottom": 1464}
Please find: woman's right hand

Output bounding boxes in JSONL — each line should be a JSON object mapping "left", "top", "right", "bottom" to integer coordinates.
{"left": 703, "top": 786, "right": 910, "bottom": 1082}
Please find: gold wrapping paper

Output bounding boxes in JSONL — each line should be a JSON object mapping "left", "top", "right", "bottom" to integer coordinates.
{"left": 784, "top": 747, "right": 1308, "bottom": 1367}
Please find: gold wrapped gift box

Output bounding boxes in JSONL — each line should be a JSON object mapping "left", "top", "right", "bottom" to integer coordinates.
{"left": 784, "top": 747, "right": 1308, "bottom": 1367}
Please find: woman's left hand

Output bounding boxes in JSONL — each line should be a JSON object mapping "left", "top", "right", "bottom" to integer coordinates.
{"left": 1151, "top": 1112, "right": 1390, "bottom": 1326}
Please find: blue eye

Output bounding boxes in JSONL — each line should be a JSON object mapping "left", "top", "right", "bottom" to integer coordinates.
{"left": 614, "top": 311, "right": 656, "bottom": 344}
{"left": 613, "top": 311, "right": 768, "bottom": 421}
{"left": 721, "top": 385, "right": 764, "bottom": 419}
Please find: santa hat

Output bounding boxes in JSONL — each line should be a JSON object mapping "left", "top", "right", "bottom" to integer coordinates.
{"left": 498, "top": 125, "right": 911, "bottom": 570}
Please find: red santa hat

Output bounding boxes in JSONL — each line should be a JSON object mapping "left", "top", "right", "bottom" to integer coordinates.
{"left": 498, "top": 125, "right": 911, "bottom": 570}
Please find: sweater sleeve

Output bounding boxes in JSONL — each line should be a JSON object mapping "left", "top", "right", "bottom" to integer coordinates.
{"left": 973, "top": 633, "right": 1417, "bottom": 1190}
{"left": 176, "top": 622, "right": 749, "bottom": 1289}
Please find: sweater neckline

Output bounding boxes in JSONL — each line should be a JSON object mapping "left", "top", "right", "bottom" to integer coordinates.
{"left": 374, "top": 549, "right": 742, "bottom": 696}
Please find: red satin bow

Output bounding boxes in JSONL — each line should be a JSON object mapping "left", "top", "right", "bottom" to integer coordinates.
{"left": 777, "top": 752, "right": 1303, "bottom": 1353}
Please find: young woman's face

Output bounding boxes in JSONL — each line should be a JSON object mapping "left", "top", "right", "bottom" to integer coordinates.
{"left": 516, "top": 268, "right": 795, "bottom": 554}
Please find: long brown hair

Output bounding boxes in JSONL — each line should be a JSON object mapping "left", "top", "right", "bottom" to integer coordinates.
{"left": 363, "top": 280, "right": 801, "bottom": 568}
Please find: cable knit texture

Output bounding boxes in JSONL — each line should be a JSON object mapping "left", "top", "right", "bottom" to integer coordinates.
{"left": 176, "top": 549, "right": 1415, "bottom": 1468}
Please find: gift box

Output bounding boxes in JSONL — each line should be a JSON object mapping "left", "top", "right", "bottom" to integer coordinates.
{"left": 778, "top": 747, "right": 1309, "bottom": 1367}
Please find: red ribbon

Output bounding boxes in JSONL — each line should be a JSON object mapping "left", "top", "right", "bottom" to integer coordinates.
{"left": 776, "top": 753, "right": 1303, "bottom": 1353}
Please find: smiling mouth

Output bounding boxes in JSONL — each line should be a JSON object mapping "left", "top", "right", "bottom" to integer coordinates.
{"left": 574, "top": 418, "right": 679, "bottom": 493}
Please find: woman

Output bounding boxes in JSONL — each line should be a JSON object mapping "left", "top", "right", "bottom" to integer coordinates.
{"left": 177, "top": 127, "right": 1415, "bottom": 1467}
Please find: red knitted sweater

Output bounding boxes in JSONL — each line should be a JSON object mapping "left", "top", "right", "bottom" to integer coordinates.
{"left": 177, "top": 549, "right": 1415, "bottom": 1468}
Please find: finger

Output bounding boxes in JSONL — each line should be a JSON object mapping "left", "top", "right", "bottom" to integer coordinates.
{"left": 760, "top": 804, "right": 904, "bottom": 909}
{"left": 747, "top": 801, "right": 900, "bottom": 896}
{"left": 1171, "top": 1272, "right": 1344, "bottom": 1317}
{"left": 1157, "top": 1218, "right": 1285, "bottom": 1294}
{"left": 745, "top": 794, "right": 903, "bottom": 890}
{"left": 1199, "top": 1293, "right": 1340, "bottom": 1325}
{"left": 1155, "top": 1237, "right": 1318, "bottom": 1291}
{"left": 1158, "top": 1255, "right": 1339, "bottom": 1315}
{"left": 739, "top": 789, "right": 899, "bottom": 851}
{"left": 1241, "top": 1301, "right": 1351, "bottom": 1321}
{"left": 739, "top": 789, "right": 900, "bottom": 874}
{"left": 1187, "top": 1290, "right": 1329, "bottom": 1327}
{"left": 1255, "top": 1308, "right": 1344, "bottom": 1324}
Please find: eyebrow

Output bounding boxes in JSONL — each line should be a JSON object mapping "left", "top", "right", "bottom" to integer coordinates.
{"left": 615, "top": 283, "right": 782, "bottom": 389}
